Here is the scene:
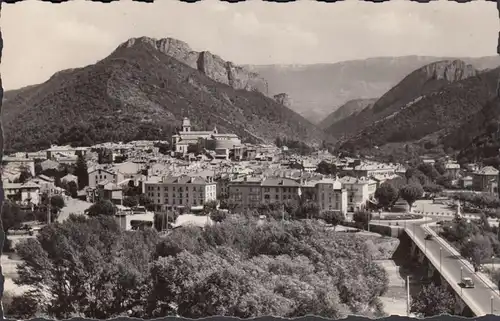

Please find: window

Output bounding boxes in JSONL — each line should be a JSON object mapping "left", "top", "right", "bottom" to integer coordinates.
{"left": 275, "top": 195, "right": 279, "bottom": 200}
{"left": 264, "top": 194, "right": 270, "bottom": 199}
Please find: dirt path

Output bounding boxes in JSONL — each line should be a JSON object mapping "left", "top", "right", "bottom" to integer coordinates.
{"left": 376, "top": 259, "right": 408, "bottom": 316}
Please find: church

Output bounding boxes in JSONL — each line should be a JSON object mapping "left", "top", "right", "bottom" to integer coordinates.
{"left": 171, "top": 117, "right": 242, "bottom": 157}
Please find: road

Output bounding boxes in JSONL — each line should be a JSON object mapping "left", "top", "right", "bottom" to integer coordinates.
{"left": 378, "top": 217, "right": 500, "bottom": 316}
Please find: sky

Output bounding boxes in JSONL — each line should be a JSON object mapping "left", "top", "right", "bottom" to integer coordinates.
{"left": 1, "top": 0, "right": 498, "bottom": 90}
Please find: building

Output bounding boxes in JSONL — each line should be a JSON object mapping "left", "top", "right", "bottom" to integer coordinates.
{"left": 444, "top": 161, "right": 461, "bottom": 179}
{"left": 46, "top": 145, "right": 89, "bottom": 160}
{"left": 472, "top": 166, "right": 499, "bottom": 192}
{"left": 88, "top": 166, "right": 122, "bottom": 189}
{"left": 3, "top": 156, "right": 36, "bottom": 177}
{"left": 261, "top": 178, "right": 301, "bottom": 205}
{"left": 228, "top": 176, "right": 347, "bottom": 214}
{"left": 228, "top": 176, "right": 266, "bottom": 210}
{"left": 301, "top": 178, "right": 347, "bottom": 214}
{"left": 4, "top": 182, "right": 41, "bottom": 207}
{"left": 144, "top": 174, "right": 217, "bottom": 212}
{"left": 353, "top": 163, "right": 396, "bottom": 178}
{"left": 172, "top": 117, "right": 241, "bottom": 156}
{"left": 28, "top": 175, "right": 58, "bottom": 195}
{"left": 459, "top": 176, "right": 473, "bottom": 189}
{"left": 61, "top": 174, "right": 78, "bottom": 185}
{"left": 115, "top": 206, "right": 154, "bottom": 230}
{"left": 97, "top": 181, "right": 124, "bottom": 206}
{"left": 339, "top": 176, "right": 377, "bottom": 212}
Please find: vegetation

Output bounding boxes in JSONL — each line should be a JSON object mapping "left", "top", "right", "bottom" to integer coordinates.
{"left": 275, "top": 137, "right": 315, "bottom": 155}
{"left": 411, "top": 283, "right": 456, "bottom": 317}
{"left": 336, "top": 64, "right": 500, "bottom": 158}
{"left": 11, "top": 214, "right": 389, "bottom": 319}
{"left": 440, "top": 216, "right": 500, "bottom": 267}
{"left": 315, "top": 160, "right": 338, "bottom": 176}
{"left": 399, "top": 184, "right": 424, "bottom": 210}
{"left": 374, "top": 182, "right": 399, "bottom": 210}
{"left": 2, "top": 39, "right": 324, "bottom": 153}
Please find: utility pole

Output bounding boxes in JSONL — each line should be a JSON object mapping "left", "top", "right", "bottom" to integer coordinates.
{"left": 406, "top": 275, "right": 411, "bottom": 316}
{"left": 47, "top": 189, "right": 52, "bottom": 225}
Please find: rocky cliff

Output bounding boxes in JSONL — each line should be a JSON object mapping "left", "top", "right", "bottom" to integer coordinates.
{"left": 273, "top": 93, "right": 292, "bottom": 109}
{"left": 120, "top": 37, "right": 268, "bottom": 95}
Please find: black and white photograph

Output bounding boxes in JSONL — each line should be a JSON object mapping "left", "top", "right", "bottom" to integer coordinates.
{"left": 0, "top": 0, "right": 499, "bottom": 319}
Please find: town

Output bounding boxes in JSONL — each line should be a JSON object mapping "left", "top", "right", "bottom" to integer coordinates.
{"left": 4, "top": 117, "right": 500, "bottom": 318}
{"left": 3, "top": 117, "right": 498, "bottom": 230}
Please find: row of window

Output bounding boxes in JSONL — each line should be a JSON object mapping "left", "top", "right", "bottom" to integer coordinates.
{"left": 146, "top": 185, "right": 215, "bottom": 192}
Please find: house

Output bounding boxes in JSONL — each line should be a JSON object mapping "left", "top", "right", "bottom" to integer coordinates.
{"left": 300, "top": 178, "right": 347, "bottom": 214}
{"left": 353, "top": 162, "right": 396, "bottom": 178}
{"left": 459, "top": 176, "right": 473, "bottom": 189}
{"left": 472, "top": 166, "right": 499, "bottom": 192}
{"left": 97, "top": 181, "right": 124, "bottom": 206}
{"left": 144, "top": 174, "right": 217, "bottom": 212}
{"left": 28, "top": 175, "right": 57, "bottom": 194}
{"left": 61, "top": 174, "right": 78, "bottom": 185}
{"left": 115, "top": 206, "right": 154, "bottom": 231}
{"left": 444, "top": 161, "right": 461, "bottom": 179}
{"left": 88, "top": 167, "right": 122, "bottom": 189}
{"left": 46, "top": 145, "right": 89, "bottom": 160}
{"left": 4, "top": 182, "right": 41, "bottom": 207}
{"left": 339, "top": 176, "right": 377, "bottom": 212}
{"left": 2, "top": 156, "right": 36, "bottom": 176}
{"left": 40, "top": 159, "right": 60, "bottom": 172}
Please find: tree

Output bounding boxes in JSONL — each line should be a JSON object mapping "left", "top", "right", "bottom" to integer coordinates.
{"left": 374, "top": 183, "right": 399, "bottom": 210}
{"left": 417, "top": 163, "right": 440, "bottom": 182}
{"left": 154, "top": 211, "right": 179, "bottom": 231}
{"left": 423, "top": 183, "right": 444, "bottom": 195}
{"left": 399, "top": 184, "right": 424, "bottom": 211}
{"left": 2, "top": 201, "right": 27, "bottom": 251}
{"left": 138, "top": 194, "right": 154, "bottom": 211}
{"left": 203, "top": 200, "right": 218, "bottom": 216}
{"left": 316, "top": 161, "right": 337, "bottom": 176}
{"left": 50, "top": 195, "right": 66, "bottom": 212}
{"left": 17, "top": 166, "right": 32, "bottom": 184}
{"left": 436, "top": 174, "right": 453, "bottom": 189}
{"left": 123, "top": 196, "right": 138, "bottom": 208}
{"left": 74, "top": 154, "right": 89, "bottom": 189}
{"left": 353, "top": 210, "right": 372, "bottom": 228}
{"left": 15, "top": 215, "right": 158, "bottom": 319}
{"left": 411, "top": 283, "right": 456, "bottom": 317}
{"left": 210, "top": 210, "right": 227, "bottom": 223}
{"left": 67, "top": 181, "right": 78, "bottom": 198}
{"left": 85, "top": 200, "right": 117, "bottom": 217}
{"left": 320, "top": 210, "right": 345, "bottom": 230}
{"left": 460, "top": 234, "right": 494, "bottom": 266}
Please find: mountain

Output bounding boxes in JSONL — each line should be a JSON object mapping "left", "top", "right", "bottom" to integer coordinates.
{"left": 454, "top": 97, "right": 500, "bottom": 166}
{"left": 336, "top": 60, "right": 500, "bottom": 155}
{"left": 2, "top": 37, "right": 325, "bottom": 153}
{"left": 247, "top": 56, "right": 500, "bottom": 123}
{"left": 318, "top": 98, "right": 377, "bottom": 130}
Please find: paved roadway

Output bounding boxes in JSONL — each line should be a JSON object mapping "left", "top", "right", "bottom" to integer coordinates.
{"left": 375, "top": 217, "right": 500, "bottom": 316}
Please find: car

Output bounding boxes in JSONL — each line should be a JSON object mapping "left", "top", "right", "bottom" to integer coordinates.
{"left": 461, "top": 277, "right": 475, "bottom": 288}
{"left": 425, "top": 234, "right": 433, "bottom": 240}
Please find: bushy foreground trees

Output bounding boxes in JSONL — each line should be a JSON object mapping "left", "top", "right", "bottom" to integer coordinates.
{"left": 9, "top": 214, "right": 389, "bottom": 319}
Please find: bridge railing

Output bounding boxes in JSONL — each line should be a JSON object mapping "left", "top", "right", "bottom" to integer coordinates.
{"left": 422, "top": 222, "right": 500, "bottom": 296}
{"left": 404, "top": 225, "right": 485, "bottom": 316}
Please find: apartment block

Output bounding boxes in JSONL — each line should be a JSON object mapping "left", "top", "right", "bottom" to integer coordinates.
{"left": 144, "top": 174, "right": 217, "bottom": 212}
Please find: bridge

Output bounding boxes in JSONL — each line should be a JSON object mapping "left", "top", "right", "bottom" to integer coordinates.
{"left": 400, "top": 219, "right": 500, "bottom": 316}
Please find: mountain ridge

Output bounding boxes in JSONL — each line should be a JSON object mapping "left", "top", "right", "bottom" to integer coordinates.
{"left": 2, "top": 37, "right": 325, "bottom": 153}
{"left": 247, "top": 55, "right": 500, "bottom": 123}
{"left": 336, "top": 61, "right": 500, "bottom": 156}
